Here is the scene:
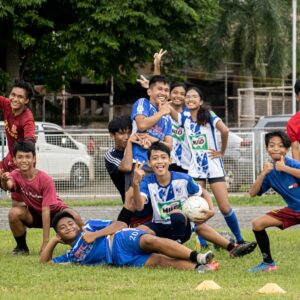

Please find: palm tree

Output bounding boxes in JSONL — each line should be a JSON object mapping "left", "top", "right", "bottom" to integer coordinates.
{"left": 199, "top": 0, "right": 290, "bottom": 127}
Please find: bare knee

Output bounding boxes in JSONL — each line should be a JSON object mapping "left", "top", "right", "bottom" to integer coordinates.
{"left": 9, "top": 207, "right": 26, "bottom": 222}
{"left": 252, "top": 217, "right": 264, "bottom": 231}
{"left": 140, "top": 234, "right": 158, "bottom": 251}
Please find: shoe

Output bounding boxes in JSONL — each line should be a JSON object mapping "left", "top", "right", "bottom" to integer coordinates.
{"left": 197, "top": 260, "right": 220, "bottom": 273}
{"left": 197, "top": 250, "right": 214, "bottom": 265}
{"left": 12, "top": 246, "right": 29, "bottom": 256}
{"left": 230, "top": 241, "right": 257, "bottom": 258}
{"left": 247, "top": 261, "right": 277, "bottom": 273}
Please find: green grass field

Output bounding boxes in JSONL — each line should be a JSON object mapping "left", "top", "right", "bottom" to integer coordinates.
{"left": 0, "top": 194, "right": 287, "bottom": 208}
{"left": 0, "top": 228, "right": 299, "bottom": 300}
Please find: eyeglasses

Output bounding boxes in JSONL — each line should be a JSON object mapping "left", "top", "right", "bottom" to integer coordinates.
{"left": 185, "top": 95, "right": 199, "bottom": 100}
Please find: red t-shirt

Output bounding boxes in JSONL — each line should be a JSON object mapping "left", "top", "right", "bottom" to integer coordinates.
{"left": 286, "top": 112, "right": 300, "bottom": 143}
{"left": 0, "top": 96, "right": 35, "bottom": 158}
{"left": 10, "top": 169, "right": 67, "bottom": 214}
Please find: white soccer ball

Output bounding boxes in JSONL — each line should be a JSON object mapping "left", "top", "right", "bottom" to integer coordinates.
{"left": 182, "top": 195, "right": 209, "bottom": 220}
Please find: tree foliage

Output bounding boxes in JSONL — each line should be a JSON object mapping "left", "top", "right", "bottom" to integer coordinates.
{"left": 0, "top": 0, "right": 218, "bottom": 91}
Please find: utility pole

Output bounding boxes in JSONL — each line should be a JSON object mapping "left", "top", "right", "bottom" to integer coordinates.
{"left": 109, "top": 75, "right": 114, "bottom": 121}
{"left": 61, "top": 75, "right": 66, "bottom": 128}
{"left": 292, "top": 0, "right": 297, "bottom": 114}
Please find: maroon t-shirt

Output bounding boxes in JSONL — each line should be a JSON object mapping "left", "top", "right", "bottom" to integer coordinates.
{"left": 0, "top": 96, "right": 35, "bottom": 160}
{"left": 10, "top": 169, "right": 68, "bottom": 214}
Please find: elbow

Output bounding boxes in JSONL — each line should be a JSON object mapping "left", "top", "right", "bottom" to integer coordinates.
{"left": 248, "top": 189, "right": 256, "bottom": 197}
{"left": 116, "top": 221, "right": 128, "bottom": 229}
{"left": 136, "top": 124, "right": 147, "bottom": 132}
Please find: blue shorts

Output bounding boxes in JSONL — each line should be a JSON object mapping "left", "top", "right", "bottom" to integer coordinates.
{"left": 112, "top": 229, "right": 151, "bottom": 267}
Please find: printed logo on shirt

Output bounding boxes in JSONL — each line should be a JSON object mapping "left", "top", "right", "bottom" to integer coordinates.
{"left": 157, "top": 200, "right": 182, "bottom": 220}
{"left": 4, "top": 119, "right": 18, "bottom": 139}
{"left": 172, "top": 125, "right": 185, "bottom": 141}
{"left": 288, "top": 183, "right": 298, "bottom": 189}
{"left": 189, "top": 134, "right": 208, "bottom": 150}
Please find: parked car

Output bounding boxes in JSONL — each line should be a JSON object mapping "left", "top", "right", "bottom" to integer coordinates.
{"left": 0, "top": 122, "right": 94, "bottom": 188}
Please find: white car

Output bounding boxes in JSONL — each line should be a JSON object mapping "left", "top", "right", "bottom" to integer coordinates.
{"left": 0, "top": 121, "right": 94, "bottom": 188}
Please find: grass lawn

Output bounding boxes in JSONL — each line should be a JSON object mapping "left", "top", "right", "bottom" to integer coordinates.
{"left": 0, "top": 228, "right": 299, "bottom": 299}
{"left": 0, "top": 194, "right": 286, "bottom": 208}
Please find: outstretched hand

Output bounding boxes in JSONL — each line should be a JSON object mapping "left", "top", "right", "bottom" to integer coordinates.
{"left": 136, "top": 75, "right": 149, "bottom": 89}
{"left": 154, "top": 49, "right": 167, "bottom": 66}
{"left": 133, "top": 161, "right": 145, "bottom": 185}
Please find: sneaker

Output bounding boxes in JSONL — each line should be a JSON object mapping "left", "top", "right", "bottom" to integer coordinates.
{"left": 230, "top": 241, "right": 257, "bottom": 258}
{"left": 197, "top": 250, "right": 214, "bottom": 265}
{"left": 247, "top": 261, "right": 277, "bottom": 273}
{"left": 12, "top": 246, "right": 29, "bottom": 256}
{"left": 197, "top": 260, "right": 220, "bottom": 273}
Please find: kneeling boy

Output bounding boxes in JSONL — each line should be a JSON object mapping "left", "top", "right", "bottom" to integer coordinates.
{"left": 1, "top": 141, "right": 82, "bottom": 255}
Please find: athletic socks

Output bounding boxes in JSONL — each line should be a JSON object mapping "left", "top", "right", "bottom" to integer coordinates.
{"left": 170, "top": 213, "right": 186, "bottom": 243}
{"left": 223, "top": 208, "right": 243, "bottom": 243}
{"left": 14, "top": 232, "right": 29, "bottom": 250}
{"left": 253, "top": 229, "right": 274, "bottom": 263}
{"left": 117, "top": 207, "right": 133, "bottom": 226}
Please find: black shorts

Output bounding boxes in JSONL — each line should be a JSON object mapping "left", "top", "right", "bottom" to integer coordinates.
{"left": 194, "top": 176, "right": 226, "bottom": 184}
{"left": 169, "top": 164, "right": 188, "bottom": 173}
{"left": 143, "top": 221, "right": 192, "bottom": 243}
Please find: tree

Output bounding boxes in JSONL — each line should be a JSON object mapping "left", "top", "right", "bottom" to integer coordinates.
{"left": 198, "top": 0, "right": 290, "bottom": 126}
{"left": 0, "top": 0, "right": 219, "bottom": 91}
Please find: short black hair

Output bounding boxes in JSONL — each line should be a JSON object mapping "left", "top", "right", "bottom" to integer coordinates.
{"left": 265, "top": 130, "right": 291, "bottom": 148}
{"left": 13, "top": 141, "right": 36, "bottom": 157}
{"left": 170, "top": 82, "right": 186, "bottom": 92}
{"left": 108, "top": 116, "right": 132, "bottom": 134}
{"left": 147, "top": 142, "right": 171, "bottom": 160}
{"left": 149, "top": 75, "right": 170, "bottom": 88}
{"left": 294, "top": 80, "right": 300, "bottom": 95}
{"left": 52, "top": 211, "right": 75, "bottom": 232}
{"left": 11, "top": 80, "right": 34, "bottom": 100}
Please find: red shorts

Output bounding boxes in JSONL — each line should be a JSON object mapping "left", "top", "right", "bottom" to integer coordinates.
{"left": 130, "top": 214, "right": 153, "bottom": 228}
{"left": 267, "top": 207, "right": 300, "bottom": 229}
{"left": 0, "top": 155, "right": 23, "bottom": 202}
{"left": 26, "top": 205, "right": 69, "bottom": 228}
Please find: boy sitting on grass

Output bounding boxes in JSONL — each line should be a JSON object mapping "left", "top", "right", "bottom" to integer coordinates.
{"left": 40, "top": 211, "right": 217, "bottom": 273}
{"left": 133, "top": 142, "right": 256, "bottom": 258}
{"left": 1, "top": 141, "right": 82, "bottom": 255}
{"left": 248, "top": 130, "right": 300, "bottom": 272}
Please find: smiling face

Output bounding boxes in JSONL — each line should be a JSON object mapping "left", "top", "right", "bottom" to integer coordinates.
{"left": 170, "top": 86, "right": 185, "bottom": 108}
{"left": 13, "top": 151, "right": 36, "bottom": 172}
{"left": 56, "top": 217, "right": 81, "bottom": 243}
{"left": 148, "top": 149, "right": 171, "bottom": 177}
{"left": 147, "top": 82, "right": 170, "bottom": 107}
{"left": 9, "top": 87, "right": 29, "bottom": 114}
{"left": 266, "top": 136, "right": 289, "bottom": 162}
{"left": 185, "top": 89, "right": 203, "bottom": 111}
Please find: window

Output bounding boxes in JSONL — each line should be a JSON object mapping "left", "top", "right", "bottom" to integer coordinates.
{"left": 43, "top": 126, "right": 78, "bottom": 149}
{"left": 264, "top": 121, "right": 287, "bottom": 128}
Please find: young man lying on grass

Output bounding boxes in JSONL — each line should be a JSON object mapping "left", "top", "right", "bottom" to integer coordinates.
{"left": 40, "top": 211, "right": 219, "bottom": 273}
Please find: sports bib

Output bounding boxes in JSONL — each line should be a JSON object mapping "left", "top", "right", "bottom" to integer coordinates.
{"left": 189, "top": 134, "right": 208, "bottom": 151}
{"left": 172, "top": 125, "right": 185, "bottom": 141}
{"left": 157, "top": 200, "right": 182, "bottom": 220}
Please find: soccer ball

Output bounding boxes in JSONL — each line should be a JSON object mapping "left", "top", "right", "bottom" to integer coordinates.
{"left": 182, "top": 195, "right": 209, "bottom": 220}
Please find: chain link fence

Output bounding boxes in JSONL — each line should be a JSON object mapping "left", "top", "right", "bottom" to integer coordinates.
{"left": 0, "top": 125, "right": 288, "bottom": 200}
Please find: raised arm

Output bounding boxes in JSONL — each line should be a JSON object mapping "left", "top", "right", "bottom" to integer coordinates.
{"left": 291, "top": 141, "right": 300, "bottom": 161}
{"left": 274, "top": 155, "right": 300, "bottom": 178}
{"left": 153, "top": 49, "right": 167, "bottom": 75}
{"left": 132, "top": 162, "right": 147, "bottom": 211}
{"left": 40, "top": 235, "right": 61, "bottom": 263}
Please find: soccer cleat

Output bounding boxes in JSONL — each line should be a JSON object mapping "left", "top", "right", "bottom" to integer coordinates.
{"left": 197, "top": 260, "right": 220, "bottom": 273}
{"left": 12, "top": 246, "right": 29, "bottom": 256}
{"left": 230, "top": 241, "right": 257, "bottom": 258}
{"left": 197, "top": 250, "right": 214, "bottom": 265}
{"left": 247, "top": 261, "right": 277, "bottom": 273}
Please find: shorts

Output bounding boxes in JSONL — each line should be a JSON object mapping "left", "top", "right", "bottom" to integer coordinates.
{"left": 143, "top": 221, "right": 192, "bottom": 243}
{"left": 194, "top": 176, "right": 226, "bottom": 184}
{"left": 112, "top": 228, "right": 151, "bottom": 267}
{"left": 266, "top": 207, "right": 300, "bottom": 229}
{"left": 0, "top": 156, "right": 23, "bottom": 202}
{"left": 130, "top": 213, "right": 153, "bottom": 228}
{"left": 25, "top": 205, "right": 68, "bottom": 228}
{"left": 124, "top": 163, "right": 153, "bottom": 192}
{"left": 169, "top": 164, "right": 188, "bottom": 173}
